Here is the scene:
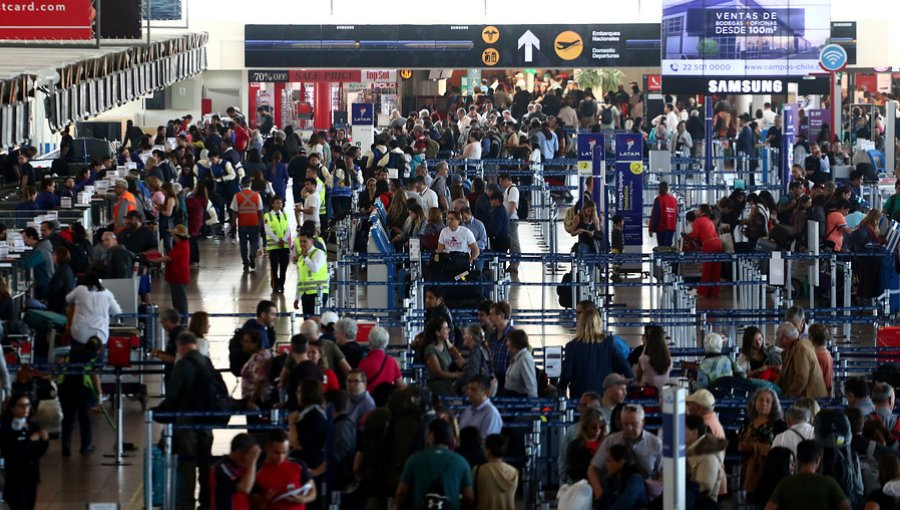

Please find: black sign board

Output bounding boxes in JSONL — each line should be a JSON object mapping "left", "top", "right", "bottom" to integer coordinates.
{"left": 244, "top": 24, "right": 661, "bottom": 68}
{"left": 99, "top": 0, "right": 142, "bottom": 39}
{"left": 830, "top": 21, "right": 857, "bottom": 66}
{"left": 662, "top": 75, "right": 829, "bottom": 95}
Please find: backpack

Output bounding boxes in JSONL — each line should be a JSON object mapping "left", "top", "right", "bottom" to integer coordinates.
{"left": 171, "top": 194, "right": 188, "bottom": 227}
{"left": 228, "top": 328, "right": 250, "bottom": 377}
{"left": 183, "top": 355, "right": 234, "bottom": 426}
{"left": 815, "top": 410, "right": 864, "bottom": 509}
{"left": 488, "top": 133, "right": 503, "bottom": 159}
{"left": 387, "top": 152, "right": 409, "bottom": 179}
{"left": 563, "top": 206, "right": 580, "bottom": 235}
{"left": 600, "top": 106, "right": 613, "bottom": 125}
{"left": 385, "top": 385, "right": 435, "bottom": 491}
{"left": 557, "top": 271, "right": 574, "bottom": 309}
{"left": 505, "top": 185, "right": 529, "bottom": 221}
{"left": 67, "top": 236, "right": 92, "bottom": 275}
{"left": 421, "top": 458, "right": 449, "bottom": 510}
{"left": 579, "top": 100, "right": 595, "bottom": 119}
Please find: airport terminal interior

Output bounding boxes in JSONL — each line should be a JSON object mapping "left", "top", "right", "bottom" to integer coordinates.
{"left": 4, "top": 0, "right": 900, "bottom": 509}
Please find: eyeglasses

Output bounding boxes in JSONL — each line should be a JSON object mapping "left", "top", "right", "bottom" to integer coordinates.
{"left": 348, "top": 379, "right": 363, "bottom": 384}
{"left": 15, "top": 403, "right": 30, "bottom": 408}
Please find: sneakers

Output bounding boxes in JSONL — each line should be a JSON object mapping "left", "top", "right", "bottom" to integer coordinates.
{"left": 249, "top": 259, "right": 256, "bottom": 270}
{"left": 231, "top": 237, "right": 238, "bottom": 245}
{"left": 243, "top": 264, "right": 249, "bottom": 272}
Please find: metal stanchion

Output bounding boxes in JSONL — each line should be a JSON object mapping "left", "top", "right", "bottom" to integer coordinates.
{"left": 163, "top": 423, "right": 175, "bottom": 510}
{"left": 144, "top": 410, "right": 154, "bottom": 510}
{"left": 102, "top": 366, "right": 132, "bottom": 466}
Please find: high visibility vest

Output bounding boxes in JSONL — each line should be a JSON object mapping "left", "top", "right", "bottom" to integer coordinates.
{"left": 295, "top": 242, "right": 329, "bottom": 295}
{"left": 113, "top": 191, "right": 137, "bottom": 231}
{"left": 234, "top": 190, "right": 261, "bottom": 227}
{"left": 316, "top": 178, "right": 326, "bottom": 215}
{"left": 264, "top": 211, "right": 290, "bottom": 251}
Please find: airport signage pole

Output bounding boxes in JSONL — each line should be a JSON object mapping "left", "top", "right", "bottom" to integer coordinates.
{"left": 662, "top": 386, "right": 687, "bottom": 510}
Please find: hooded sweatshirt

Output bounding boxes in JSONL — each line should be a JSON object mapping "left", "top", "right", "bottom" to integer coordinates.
{"left": 473, "top": 460, "right": 518, "bottom": 510}
{"left": 686, "top": 434, "right": 728, "bottom": 499}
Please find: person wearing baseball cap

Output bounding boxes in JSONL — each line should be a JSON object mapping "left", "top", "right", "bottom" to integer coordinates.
{"left": 686, "top": 389, "right": 725, "bottom": 440}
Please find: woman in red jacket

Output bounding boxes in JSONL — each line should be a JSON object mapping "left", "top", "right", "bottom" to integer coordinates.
{"left": 683, "top": 204, "right": 723, "bottom": 298}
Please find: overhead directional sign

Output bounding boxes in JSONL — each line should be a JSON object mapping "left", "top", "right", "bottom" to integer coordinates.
{"left": 518, "top": 30, "right": 539, "bottom": 63}
{"left": 245, "top": 23, "right": 660, "bottom": 68}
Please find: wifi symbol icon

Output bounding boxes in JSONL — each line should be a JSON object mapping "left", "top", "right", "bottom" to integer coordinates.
{"left": 819, "top": 43, "right": 848, "bottom": 72}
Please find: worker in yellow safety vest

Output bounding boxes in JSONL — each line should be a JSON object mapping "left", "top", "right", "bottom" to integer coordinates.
{"left": 264, "top": 196, "right": 291, "bottom": 293}
{"left": 292, "top": 229, "right": 329, "bottom": 318}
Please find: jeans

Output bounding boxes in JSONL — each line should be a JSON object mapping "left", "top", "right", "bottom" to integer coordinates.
{"left": 189, "top": 236, "right": 200, "bottom": 264}
{"left": 238, "top": 226, "right": 260, "bottom": 265}
{"left": 507, "top": 219, "right": 521, "bottom": 269}
{"left": 656, "top": 231, "right": 675, "bottom": 247}
{"left": 268, "top": 248, "right": 290, "bottom": 290}
{"left": 60, "top": 380, "right": 93, "bottom": 451}
{"left": 174, "top": 429, "right": 213, "bottom": 510}
{"left": 170, "top": 283, "right": 188, "bottom": 319}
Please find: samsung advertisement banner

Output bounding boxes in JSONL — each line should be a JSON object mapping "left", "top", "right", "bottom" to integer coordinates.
{"left": 661, "top": 0, "right": 831, "bottom": 84}
{"left": 615, "top": 134, "right": 644, "bottom": 247}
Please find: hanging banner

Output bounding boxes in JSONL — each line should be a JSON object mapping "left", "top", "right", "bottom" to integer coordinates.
{"left": 782, "top": 104, "right": 797, "bottom": 189}
{"left": 615, "top": 133, "right": 644, "bottom": 247}
{"left": 807, "top": 109, "right": 832, "bottom": 143}
{"left": 0, "top": 0, "right": 94, "bottom": 40}
{"left": 577, "top": 133, "right": 603, "bottom": 176}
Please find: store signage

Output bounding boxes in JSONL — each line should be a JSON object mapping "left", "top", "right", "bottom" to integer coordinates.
{"left": 290, "top": 70, "right": 361, "bottom": 82}
{"left": 615, "top": 133, "right": 644, "bottom": 247}
{"left": 707, "top": 79, "right": 784, "bottom": 94}
{"left": 249, "top": 70, "right": 290, "bottom": 82}
{"left": 363, "top": 70, "right": 396, "bottom": 82}
{"left": 0, "top": 0, "right": 94, "bottom": 40}
{"left": 399, "top": 69, "right": 413, "bottom": 80}
{"left": 661, "top": 0, "right": 831, "bottom": 78}
{"left": 245, "top": 23, "right": 661, "bottom": 68}
{"left": 647, "top": 74, "right": 662, "bottom": 92}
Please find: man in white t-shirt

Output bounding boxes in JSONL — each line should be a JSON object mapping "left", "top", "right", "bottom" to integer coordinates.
{"left": 299, "top": 178, "right": 321, "bottom": 231}
{"left": 762, "top": 102, "right": 777, "bottom": 131}
{"left": 499, "top": 173, "right": 520, "bottom": 273}
{"left": 415, "top": 176, "right": 439, "bottom": 212}
{"left": 437, "top": 211, "right": 479, "bottom": 263}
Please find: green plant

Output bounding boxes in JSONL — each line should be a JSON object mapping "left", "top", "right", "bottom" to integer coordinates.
{"left": 697, "top": 38, "right": 719, "bottom": 58}
{"left": 574, "top": 69, "right": 602, "bottom": 92}
{"left": 599, "top": 69, "right": 625, "bottom": 94}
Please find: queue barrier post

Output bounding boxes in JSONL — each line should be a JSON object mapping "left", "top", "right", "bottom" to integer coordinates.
{"left": 163, "top": 422, "right": 176, "bottom": 510}
{"left": 145, "top": 409, "right": 154, "bottom": 510}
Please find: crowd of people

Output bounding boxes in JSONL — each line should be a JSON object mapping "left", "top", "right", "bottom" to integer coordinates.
{"left": 0, "top": 71, "right": 899, "bottom": 510}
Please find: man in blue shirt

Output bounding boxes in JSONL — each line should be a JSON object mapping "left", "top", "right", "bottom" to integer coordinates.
{"left": 458, "top": 375, "right": 503, "bottom": 439}
{"left": 242, "top": 300, "right": 277, "bottom": 349}
{"left": 396, "top": 418, "right": 474, "bottom": 510}
{"left": 486, "top": 191, "right": 509, "bottom": 254}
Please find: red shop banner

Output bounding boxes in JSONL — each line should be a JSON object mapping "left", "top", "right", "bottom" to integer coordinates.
{"left": 0, "top": 0, "right": 95, "bottom": 40}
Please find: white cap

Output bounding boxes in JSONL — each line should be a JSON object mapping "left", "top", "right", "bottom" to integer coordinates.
{"left": 320, "top": 312, "right": 339, "bottom": 326}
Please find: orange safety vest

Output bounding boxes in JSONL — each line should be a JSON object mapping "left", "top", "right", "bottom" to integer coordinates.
{"left": 234, "top": 189, "right": 261, "bottom": 227}
{"left": 112, "top": 191, "right": 137, "bottom": 232}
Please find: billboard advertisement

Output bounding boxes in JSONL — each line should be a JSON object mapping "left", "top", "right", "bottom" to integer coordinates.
{"left": 661, "top": 0, "right": 831, "bottom": 78}
{"left": 0, "top": 0, "right": 94, "bottom": 40}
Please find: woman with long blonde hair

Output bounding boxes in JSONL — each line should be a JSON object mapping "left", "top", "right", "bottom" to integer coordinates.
{"left": 560, "top": 309, "right": 632, "bottom": 399}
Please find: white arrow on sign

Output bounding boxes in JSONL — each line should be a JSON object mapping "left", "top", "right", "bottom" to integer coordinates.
{"left": 518, "top": 30, "right": 540, "bottom": 63}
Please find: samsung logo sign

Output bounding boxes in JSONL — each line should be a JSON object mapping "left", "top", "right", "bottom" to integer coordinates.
{"left": 707, "top": 79, "right": 784, "bottom": 94}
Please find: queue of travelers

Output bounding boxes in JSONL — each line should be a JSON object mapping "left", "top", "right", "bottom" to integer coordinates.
{"left": 1, "top": 76, "right": 900, "bottom": 510}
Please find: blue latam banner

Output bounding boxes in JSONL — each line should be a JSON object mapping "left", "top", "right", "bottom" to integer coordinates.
{"left": 577, "top": 133, "right": 604, "bottom": 161}
{"left": 351, "top": 103, "right": 374, "bottom": 125}
{"left": 615, "top": 133, "right": 644, "bottom": 247}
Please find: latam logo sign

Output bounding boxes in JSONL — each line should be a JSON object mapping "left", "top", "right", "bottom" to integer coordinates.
{"left": 352, "top": 103, "right": 374, "bottom": 126}
{"left": 707, "top": 79, "right": 784, "bottom": 94}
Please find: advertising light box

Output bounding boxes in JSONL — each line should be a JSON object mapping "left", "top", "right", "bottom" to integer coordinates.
{"left": 661, "top": 0, "right": 831, "bottom": 78}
